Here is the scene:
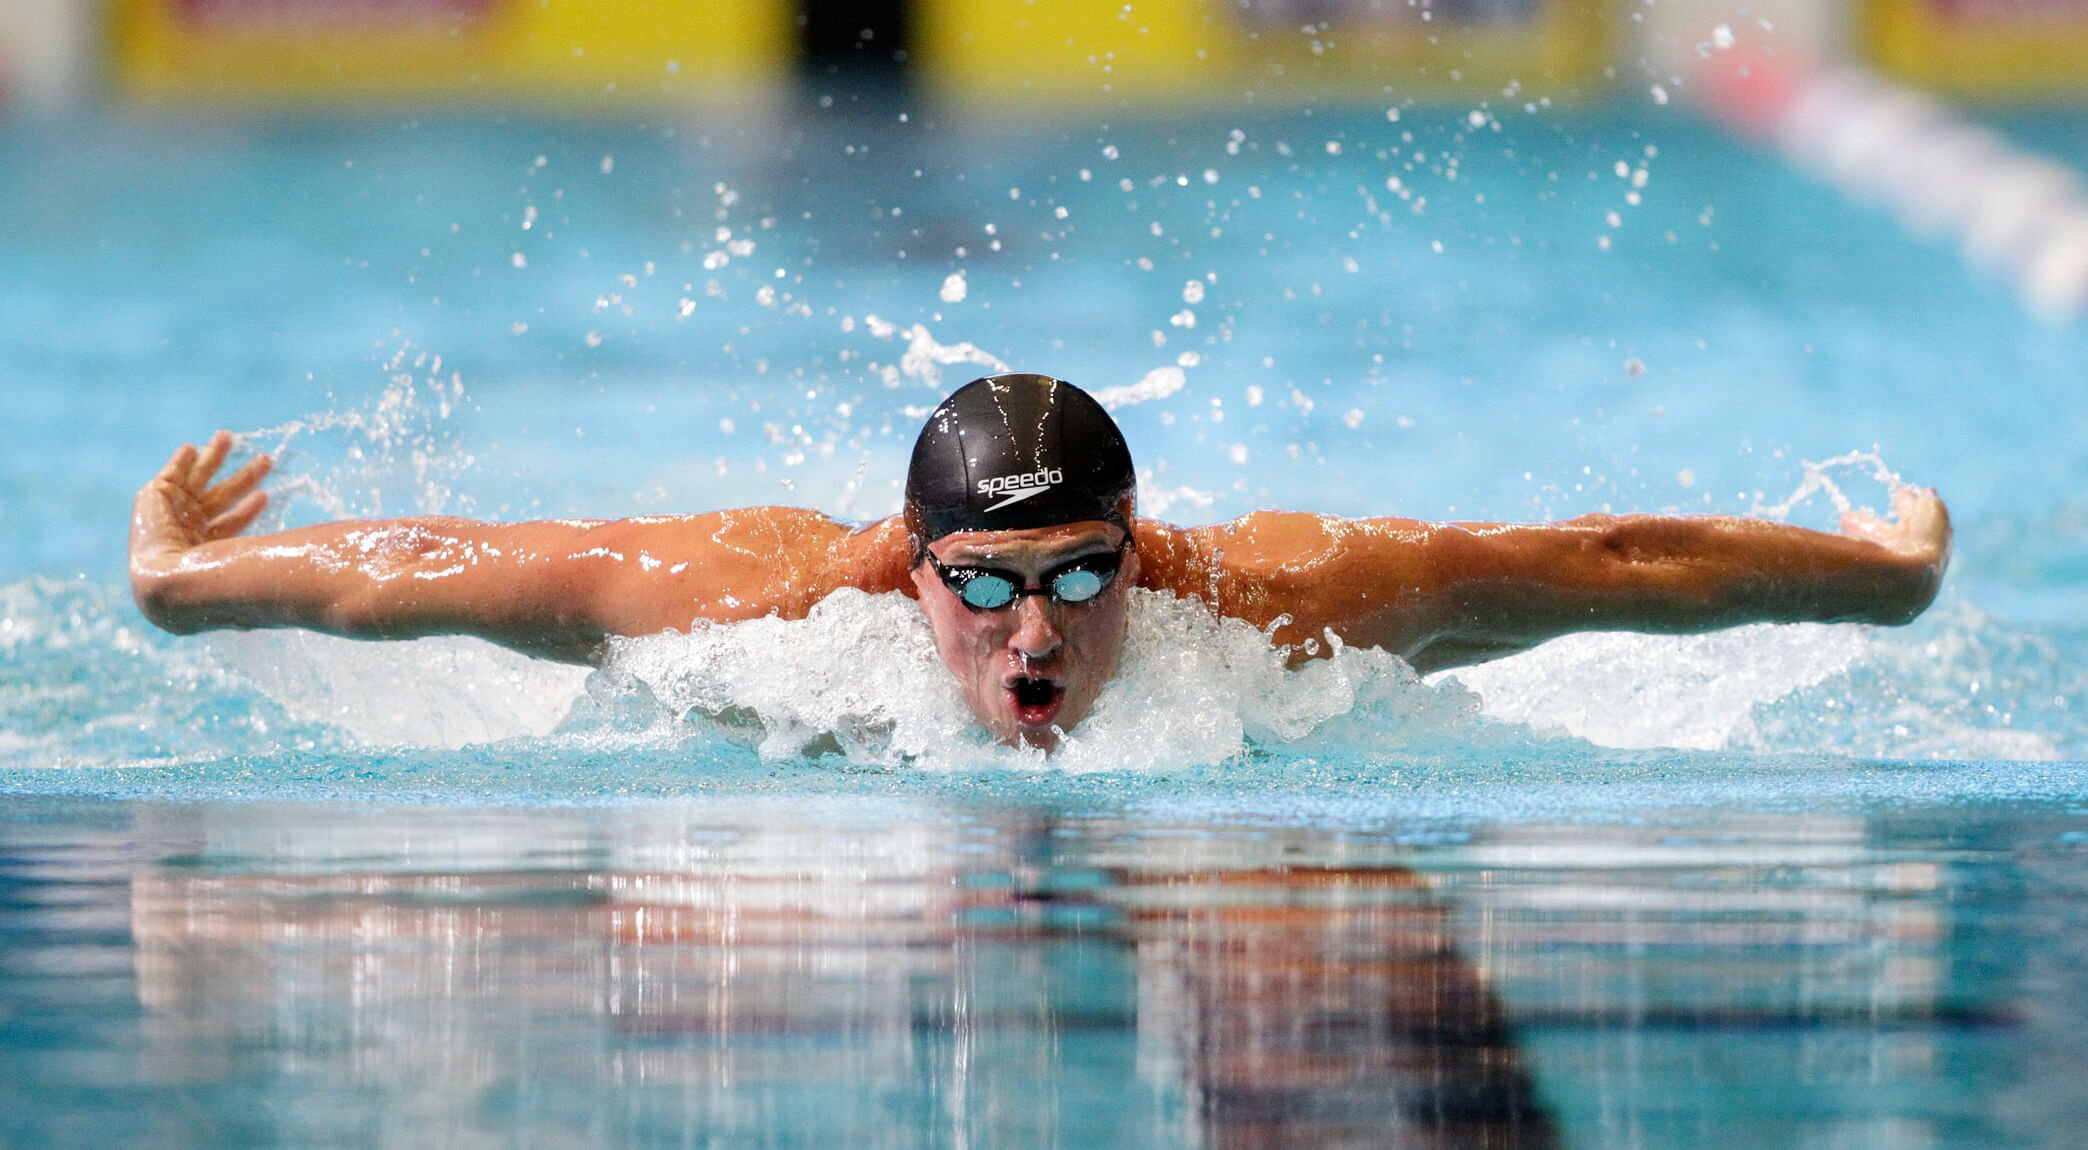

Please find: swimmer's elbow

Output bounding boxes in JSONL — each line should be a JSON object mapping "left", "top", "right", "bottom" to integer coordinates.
{"left": 131, "top": 563, "right": 235, "bottom": 635}
{"left": 132, "top": 571, "right": 201, "bottom": 634}
{"left": 1862, "top": 559, "right": 1946, "bottom": 627}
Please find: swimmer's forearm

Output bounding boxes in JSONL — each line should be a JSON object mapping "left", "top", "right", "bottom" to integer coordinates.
{"left": 1422, "top": 513, "right": 1947, "bottom": 651}
{"left": 130, "top": 518, "right": 613, "bottom": 662}
{"left": 1571, "top": 513, "right": 1943, "bottom": 625}
{"left": 130, "top": 509, "right": 917, "bottom": 663}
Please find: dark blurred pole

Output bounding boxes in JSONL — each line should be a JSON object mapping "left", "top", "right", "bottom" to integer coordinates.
{"left": 800, "top": 0, "right": 913, "bottom": 93}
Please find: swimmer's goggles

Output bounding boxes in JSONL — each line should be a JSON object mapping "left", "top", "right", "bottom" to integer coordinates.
{"left": 925, "top": 536, "right": 1133, "bottom": 612}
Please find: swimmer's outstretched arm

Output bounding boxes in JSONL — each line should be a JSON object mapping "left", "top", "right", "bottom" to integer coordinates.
{"left": 129, "top": 433, "right": 914, "bottom": 664}
{"left": 1139, "top": 489, "right": 1951, "bottom": 675}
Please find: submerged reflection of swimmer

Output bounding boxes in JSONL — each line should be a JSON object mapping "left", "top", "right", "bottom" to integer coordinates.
{"left": 130, "top": 373, "right": 1951, "bottom": 749}
{"left": 128, "top": 819, "right": 1555, "bottom": 1147}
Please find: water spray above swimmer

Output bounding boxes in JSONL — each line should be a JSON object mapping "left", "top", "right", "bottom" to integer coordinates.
{"left": 129, "top": 372, "right": 1952, "bottom": 752}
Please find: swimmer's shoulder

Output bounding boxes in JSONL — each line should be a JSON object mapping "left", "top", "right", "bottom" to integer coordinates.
{"left": 1131, "top": 512, "right": 1322, "bottom": 608}
{"left": 648, "top": 507, "right": 914, "bottom": 598}
{"left": 1133, "top": 511, "right": 1444, "bottom": 627}
{"left": 581, "top": 509, "right": 913, "bottom": 631}
{"left": 826, "top": 514, "right": 915, "bottom": 596}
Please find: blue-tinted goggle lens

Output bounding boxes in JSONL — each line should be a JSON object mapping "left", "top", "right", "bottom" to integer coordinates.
{"left": 956, "top": 566, "right": 1109, "bottom": 610}
{"left": 934, "top": 541, "right": 1129, "bottom": 611}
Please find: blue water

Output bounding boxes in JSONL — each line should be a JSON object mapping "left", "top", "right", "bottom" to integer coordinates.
{"left": 5, "top": 101, "right": 2088, "bottom": 1146}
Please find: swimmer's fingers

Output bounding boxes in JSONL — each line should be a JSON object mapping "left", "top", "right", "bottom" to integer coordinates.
{"left": 1839, "top": 487, "right": 1950, "bottom": 560}
{"left": 146, "top": 441, "right": 210, "bottom": 521}
{"left": 155, "top": 442, "right": 200, "bottom": 492}
{"left": 1893, "top": 486, "right": 1952, "bottom": 561}
{"left": 204, "top": 490, "right": 268, "bottom": 541}
{"left": 1838, "top": 506, "right": 1891, "bottom": 545}
{"left": 201, "top": 453, "right": 274, "bottom": 517}
{"left": 135, "top": 442, "right": 208, "bottom": 558}
{"left": 1890, "top": 485, "right": 1946, "bottom": 524}
{"left": 186, "top": 431, "right": 235, "bottom": 491}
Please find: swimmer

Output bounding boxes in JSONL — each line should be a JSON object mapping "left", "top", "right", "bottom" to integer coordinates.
{"left": 130, "top": 373, "right": 1951, "bottom": 749}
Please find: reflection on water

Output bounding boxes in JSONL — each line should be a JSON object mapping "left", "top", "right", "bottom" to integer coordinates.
{"left": 0, "top": 796, "right": 2066, "bottom": 1148}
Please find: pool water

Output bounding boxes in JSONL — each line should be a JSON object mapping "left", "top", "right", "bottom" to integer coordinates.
{"left": 4, "top": 100, "right": 2088, "bottom": 1146}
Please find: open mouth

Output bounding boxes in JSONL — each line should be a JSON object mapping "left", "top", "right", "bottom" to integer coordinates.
{"left": 1007, "top": 676, "right": 1065, "bottom": 727}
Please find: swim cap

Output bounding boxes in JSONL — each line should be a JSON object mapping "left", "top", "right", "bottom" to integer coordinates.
{"left": 905, "top": 373, "right": 1136, "bottom": 555}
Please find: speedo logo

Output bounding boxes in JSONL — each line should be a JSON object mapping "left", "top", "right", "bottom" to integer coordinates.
{"left": 978, "top": 468, "right": 1063, "bottom": 512}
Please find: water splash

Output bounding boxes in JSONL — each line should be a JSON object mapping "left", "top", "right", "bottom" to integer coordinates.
{"left": 5, "top": 572, "right": 2083, "bottom": 804}
{"left": 138, "top": 343, "right": 595, "bottom": 751}
{"left": 589, "top": 588, "right": 1487, "bottom": 771}
{"left": 0, "top": 578, "right": 334, "bottom": 768}
{"left": 1751, "top": 449, "right": 1905, "bottom": 523}
{"left": 860, "top": 315, "right": 1010, "bottom": 391}
{"left": 1747, "top": 604, "right": 2071, "bottom": 761}
{"left": 1091, "top": 366, "right": 1188, "bottom": 410}
{"left": 853, "top": 315, "right": 1193, "bottom": 412}
{"left": 1444, "top": 624, "right": 1868, "bottom": 752}
{"left": 1444, "top": 607, "right": 2070, "bottom": 762}
{"left": 239, "top": 342, "right": 479, "bottom": 524}
{"left": 12, "top": 566, "right": 2078, "bottom": 772}
{"left": 211, "top": 630, "right": 587, "bottom": 750}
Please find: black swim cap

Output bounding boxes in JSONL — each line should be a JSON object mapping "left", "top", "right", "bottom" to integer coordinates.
{"left": 905, "top": 373, "right": 1136, "bottom": 555}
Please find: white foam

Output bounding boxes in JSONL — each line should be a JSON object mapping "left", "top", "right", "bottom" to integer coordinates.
{"left": 204, "top": 584, "right": 2067, "bottom": 767}
{"left": 1444, "top": 625, "right": 1865, "bottom": 751}
{"left": 210, "top": 631, "right": 588, "bottom": 749}
{"left": 595, "top": 588, "right": 1483, "bottom": 770}
{"left": 1746, "top": 604, "right": 2066, "bottom": 761}
{"left": 9, "top": 568, "right": 2076, "bottom": 772}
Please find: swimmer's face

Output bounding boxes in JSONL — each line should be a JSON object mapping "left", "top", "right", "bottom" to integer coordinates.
{"left": 910, "top": 520, "right": 1138, "bottom": 752}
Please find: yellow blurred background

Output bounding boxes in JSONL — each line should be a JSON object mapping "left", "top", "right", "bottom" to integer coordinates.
{"left": 0, "top": 0, "right": 2077, "bottom": 114}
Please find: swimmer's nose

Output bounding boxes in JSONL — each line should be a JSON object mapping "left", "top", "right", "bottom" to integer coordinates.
{"left": 1008, "top": 594, "right": 1062, "bottom": 662}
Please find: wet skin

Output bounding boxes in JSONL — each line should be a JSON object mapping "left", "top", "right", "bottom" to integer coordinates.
{"left": 131, "top": 431, "right": 1953, "bottom": 750}
{"left": 908, "top": 522, "right": 1138, "bottom": 751}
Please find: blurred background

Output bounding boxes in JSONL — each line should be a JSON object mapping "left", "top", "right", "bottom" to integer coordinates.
{"left": 3, "top": 0, "right": 2085, "bottom": 635}
{"left": 0, "top": 1, "right": 2077, "bottom": 111}
{"left": 0, "top": 2, "right": 2075, "bottom": 114}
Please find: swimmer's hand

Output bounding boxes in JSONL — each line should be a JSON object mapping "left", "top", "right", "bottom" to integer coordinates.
{"left": 1838, "top": 486, "right": 1952, "bottom": 623}
{"left": 130, "top": 431, "right": 273, "bottom": 625}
